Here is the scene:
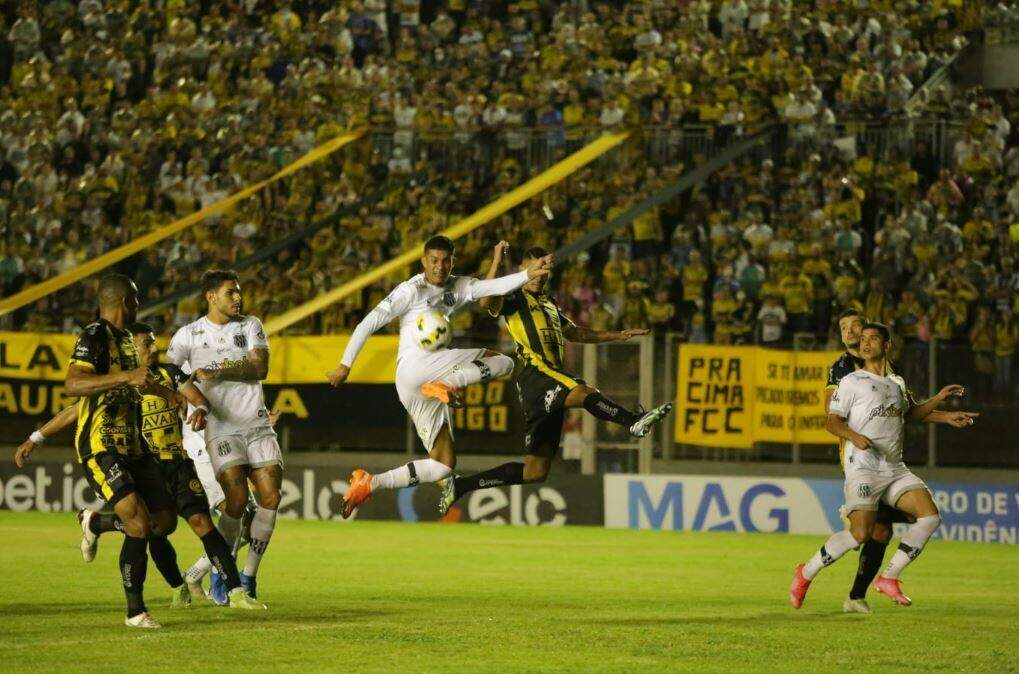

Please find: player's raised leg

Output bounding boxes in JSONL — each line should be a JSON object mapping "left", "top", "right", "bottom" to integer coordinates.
{"left": 420, "top": 349, "right": 515, "bottom": 406}
{"left": 874, "top": 485, "right": 941, "bottom": 606}
{"left": 791, "top": 508, "right": 874, "bottom": 609}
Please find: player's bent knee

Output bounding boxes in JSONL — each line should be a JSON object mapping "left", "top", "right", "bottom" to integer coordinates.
{"left": 188, "top": 513, "right": 215, "bottom": 537}
{"left": 871, "top": 522, "right": 893, "bottom": 544}
{"left": 849, "top": 524, "right": 871, "bottom": 545}
{"left": 151, "top": 510, "right": 177, "bottom": 536}
{"left": 257, "top": 489, "right": 281, "bottom": 511}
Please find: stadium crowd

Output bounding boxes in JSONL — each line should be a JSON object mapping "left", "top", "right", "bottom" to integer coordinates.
{"left": 0, "top": 0, "right": 1013, "bottom": 397}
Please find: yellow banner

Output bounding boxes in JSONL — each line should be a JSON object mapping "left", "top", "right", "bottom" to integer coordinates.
{"left": 675, "top": 344, "right": 841, "bottom": 448}
{"left": 263, "top": 131, "right": 630, "bottom": 336}
{"left": 752, "top": 349, "right": 840, "bottom": 444}
{"left": 0, "top": 331, "right": 397, "bottom": 385}
{"left": 674, "top": 345, "right": 754, "bottom": 448}
{"left": 0, "top": 129, "right": 367, "bottom": 317}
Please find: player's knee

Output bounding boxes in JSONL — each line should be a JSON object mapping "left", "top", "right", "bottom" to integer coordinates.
{"left": 257, "top": 489, "right": 281, "bottom": 511}
{"left": 523, "top": 466, "right": 548, "bottom": 483}
{"left": 486, "top": 354, "right": 514, "bottom": 378}
{"left": 849, "top": 522, "right": 871, "bottom": 545}
{"left": 224, "top": 493, "right": 248, "bottom": 519}
{"left": 871, "top": 522, "right": 892, "bottom": 544}
{"left": 188, "top": 513, "right": 214, "bottom": 537}
{"left": 151, "top": 510, "right": 177, "bottom": 536}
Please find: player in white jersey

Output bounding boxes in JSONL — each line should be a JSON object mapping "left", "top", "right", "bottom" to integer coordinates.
{"left": 790, "top": 322, "right": 974, "bottom": 609}
{"left": 326, "top": 235, "right": 552, "bottom": 518}
{"left": 167, "top": 269, "right": 281, "bottom": 601}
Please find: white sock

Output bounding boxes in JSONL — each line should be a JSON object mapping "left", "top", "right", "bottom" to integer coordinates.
{"left": 185, "top": 556, "right": 213, "bottom": 583}
{"left": 443, "top": 354, "right": 513, "bottom": 388}
{"left": 371, "top": 459, "right": 452, "bottom": 491}
{"left": 883, "top": 514, "right": 940, "bottom": 579}
{"left": 242, "top": 506, "right": 277, "bottom": 577}
{"left": 803, "top": 530, "right": 860, "bottom": 580}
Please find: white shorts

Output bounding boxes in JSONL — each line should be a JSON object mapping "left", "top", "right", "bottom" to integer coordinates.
{"left": 396, "top": 347, "right": 486, "bottom": 451}
{"left": 206, "top": 427, "right": 282, "bottom": 477}
{"left": 843, "top": 467, "right": 927, "bottom": 514}
{"left": 192, "top": 449, "right": 225, "bottom": 508}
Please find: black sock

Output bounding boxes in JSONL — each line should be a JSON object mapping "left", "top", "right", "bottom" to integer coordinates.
{"left": 148, "top": 536, "right": 184, "bottom": 589}
{"left": 583, "top": 392, "right": 640, "bottom": 426}
{"left": 453, "top": 462, "right": 525, "bottom": 501}
{"left": 850, "top": 538, "right": 889, "bottom": 600}
{"left": 90, "top": 513, "right": 123, "bottom": 535}
{"left": 201, "top": 529, "right": 242, "bottom": 591}
{"left": 120, "top": 535, "right": 148, "bottom": 618}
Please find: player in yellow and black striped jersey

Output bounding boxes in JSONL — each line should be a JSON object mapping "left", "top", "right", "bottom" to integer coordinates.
{"left": 20, "top": 320, "right": 263, "bottom": 611}
{"left": 62, "top": 274, "right": 175, "bottom": 626}
{"left": 438, "top": 243, "right": 674, "bottom": 514}
{"left": 827, "top": 309, "right": 978, "bottom": 613}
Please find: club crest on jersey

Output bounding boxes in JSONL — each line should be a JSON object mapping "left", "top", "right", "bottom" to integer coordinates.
{"left": 544, "top": 385, "right": 564, "bottom": 413}
{"left": 233, "top": 334, "right": 248, "bottom": 348}
{"left": 442, "top": 290, "right": 455, "bottom": 307}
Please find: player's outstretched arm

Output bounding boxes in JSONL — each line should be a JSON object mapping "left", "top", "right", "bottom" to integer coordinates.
{"left": 564, "top": 325, "right": 649, "bottom": 344}
{"left": 923, "top": 410, "right": 978, "bottom": 427}
{"left": 907, "top": 384, "right": 965, "bottom": 422}
{"left": 466, "top": 254, "right": 552, "bottom": 302}
{"left": 479, "top": 241, "right": 510, "bottom": 317}
{"left": 328, "top": 285, "right": 412, "bottom": 387}
{"left": 14, "top": 404, "right": 78, "bottom": 467}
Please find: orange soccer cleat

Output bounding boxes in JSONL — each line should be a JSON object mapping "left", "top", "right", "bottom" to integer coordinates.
{"left": 420, "top": 382, "right": 465, "bottom": 408}
{"left": 873, "top": 576, "right": 912, "bottom": 606}
{"left": 342, "top": 469, "right": 374, "bottom": 519}
{"left": 789, "top": 563, "right": 812, "bottom": 609}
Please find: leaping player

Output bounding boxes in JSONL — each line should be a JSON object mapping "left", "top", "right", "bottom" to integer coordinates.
{"left": 440, "top": 244, "right": 673, "bottom": 513}
{"left": 326, "top": 236, "right": 552, "bottom": 518}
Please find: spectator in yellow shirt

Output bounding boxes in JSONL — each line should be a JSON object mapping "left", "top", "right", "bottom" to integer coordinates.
{"left": 778, "top": 263, "right": 814, "bottom": 334}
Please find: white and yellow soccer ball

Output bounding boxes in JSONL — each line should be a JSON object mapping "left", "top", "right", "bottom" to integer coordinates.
{"left": 415, "top": 309, "right": 451, "bottom": 351}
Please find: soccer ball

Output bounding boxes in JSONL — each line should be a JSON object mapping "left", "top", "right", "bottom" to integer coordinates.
{"left": 415, "top": 309, "right": 451, "bottom": 351}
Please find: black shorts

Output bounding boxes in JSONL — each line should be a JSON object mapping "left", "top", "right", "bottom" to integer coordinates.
{"left": 81, "top": 452, "right": 173, "bottom": 513}
{"left": 160, "top": 457, "right": 210, "bottom": 521}
{"left": 876, "top": 501, "right": 914, "bottom": 525}
{"left": 516, "top": 363, "right": 584, "bottom": 459}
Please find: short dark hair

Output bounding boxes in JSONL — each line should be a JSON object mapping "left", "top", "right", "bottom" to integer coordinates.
{"left": 201, "top": 269, "right": 239, "bottom": 296}
{"left": 838, "top": 308, "right": 866, "bottom": 322}
{"left": 861, "top": 321, "right": 891, "bottom": 342}
{"left": 423, "top": 236, "right": 454, "bottom": 255}
{"left": 128, "top": 322, "right": 154, "bottom": 336}
{"left": 522, "top": 246, "right": 547, "bottom": 260}
{"left": 97, "top": 273, "right": 136, "bottom": 307}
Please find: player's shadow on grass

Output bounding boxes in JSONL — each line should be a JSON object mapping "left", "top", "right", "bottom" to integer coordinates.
{"left": 582, "top": 612, "right": 809, "bottom": 627}
{"left": 0, "top": 603, "right": 119, "bottom": 617}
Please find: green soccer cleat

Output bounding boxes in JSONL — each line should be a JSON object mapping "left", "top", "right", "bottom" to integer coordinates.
{"left": 170, "top": 583, "right": 192, "bottom": 609}
{"left": 229, "top": 587, "right": 267, "bottom": 610}
{"left": 438, "top": 475, "right": 459, "bottom": 515}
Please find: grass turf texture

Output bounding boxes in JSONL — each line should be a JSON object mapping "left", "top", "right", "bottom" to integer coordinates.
{"left": 0, "top": 511, "right": 1016, "bottom": 673}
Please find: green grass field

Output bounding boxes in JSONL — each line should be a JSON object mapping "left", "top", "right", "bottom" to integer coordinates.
{"left": 0, "top": 512, "right": 1016, "bottom": 673}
